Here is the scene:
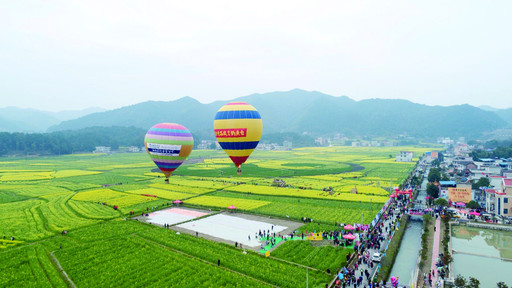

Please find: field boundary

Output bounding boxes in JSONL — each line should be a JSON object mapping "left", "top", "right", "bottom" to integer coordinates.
{"left": 133, "top": 234, "right": 278, "bottom": 288}
{"left": 49, "top": 251, "right": 76, "bottom": 288}
{"left": 267, "top": 255, "right": 320, "bottom": 272}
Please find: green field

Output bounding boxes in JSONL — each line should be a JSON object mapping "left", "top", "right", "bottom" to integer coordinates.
{"left": 0, "top": 146, "right": 432, "bottom": 287}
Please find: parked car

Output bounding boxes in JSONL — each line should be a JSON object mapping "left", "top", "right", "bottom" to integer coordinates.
{"left": 372, "top": 253, "right": 382, "bottom": 262}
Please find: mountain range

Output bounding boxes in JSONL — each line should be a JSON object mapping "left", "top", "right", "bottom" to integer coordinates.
{"left": 0, "top": 107, "right": 104, "bottom": 133}
{"left": 2, "top": 90, "right": 511, "bottom": 139}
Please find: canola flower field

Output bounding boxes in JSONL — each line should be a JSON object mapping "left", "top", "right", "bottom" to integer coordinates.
{"left": 0, "top": 146, "right": 433, "bottom": 287}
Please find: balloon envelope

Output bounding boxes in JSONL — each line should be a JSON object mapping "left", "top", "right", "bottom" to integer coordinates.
{"left": 213, "top": 102, "right": 262, "bottom": 168}
{"left": 145, "top": 123, "right": 193, "bottom": 178}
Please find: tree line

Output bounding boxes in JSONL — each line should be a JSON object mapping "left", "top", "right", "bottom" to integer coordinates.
{"left": 0, "top": 126, "right": 146, "bottom": 156}
{"left": 0, "top": 127, "right": 322, "bottom": 157}
{"left": 471, "top": 140, "right": 512, "bottom": 160}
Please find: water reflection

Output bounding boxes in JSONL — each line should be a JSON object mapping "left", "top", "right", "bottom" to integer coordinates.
{"left": 452, "top": 226, "right": 512, "bottom": 259}
{"left": 452, "top": 226, "right": 512, "bottom": 286}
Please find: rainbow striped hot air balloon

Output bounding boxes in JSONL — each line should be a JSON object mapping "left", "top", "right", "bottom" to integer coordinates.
{"left": 213, "top": 102, "right": 262, "bottom": 174}
{"left": 144, "top": 123, "right": 193, "bottom": 181}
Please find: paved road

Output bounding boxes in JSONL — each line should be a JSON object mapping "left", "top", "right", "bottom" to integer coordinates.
{"left": 430, "top": 218, "right": 441, "bottom": 285}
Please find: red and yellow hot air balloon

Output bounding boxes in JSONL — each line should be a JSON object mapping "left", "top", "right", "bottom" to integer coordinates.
{"left": 213, "top": 102, "right": 262, "bottom": 174}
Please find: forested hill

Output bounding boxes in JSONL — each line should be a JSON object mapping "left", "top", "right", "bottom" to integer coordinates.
{"left": 48, "top": 90, "right": 508, "bottom": 139}
{"left": 0, "top": 127, "right": 146, "bottom": 156}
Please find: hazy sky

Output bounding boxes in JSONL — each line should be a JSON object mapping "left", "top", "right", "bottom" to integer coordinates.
{"left": 1, "top": 1, "right": 511, "bottom": 111}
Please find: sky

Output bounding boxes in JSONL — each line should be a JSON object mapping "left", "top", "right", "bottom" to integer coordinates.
{"left": 1, "top": 1, "right": 511, "bottom": 111}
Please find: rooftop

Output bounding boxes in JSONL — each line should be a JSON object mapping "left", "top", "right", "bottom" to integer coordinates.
{"left": 439, "top": 181, "right": 457, "bottom": 186}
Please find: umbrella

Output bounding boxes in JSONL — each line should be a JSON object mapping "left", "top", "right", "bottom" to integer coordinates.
{"left": 456, "top": 202, "right": 466, "bottom": 207}
{"left": 344, "top": 224, "right": 355, "bottom": 230}
{"left": 390, "top": 194, "right": 396, "bottom": 198}
{"left": 469, "top": 211, "right": 480, "bottom": 216}
{"left": 459, "top": 210, "right": 468, "bottom": 214}
{"left": 343, "top": 233, "right": 356, "bottom": 240}
{"left": 227, "top": 205, "right": 237, "bottom": 210}
{"left": 172, "top": 200, "right": 183, "bottom": 204}
{"left": 425, "top": 208, "right": 433, "bottom": 212}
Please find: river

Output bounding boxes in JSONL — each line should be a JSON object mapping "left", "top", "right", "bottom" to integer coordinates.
{"left": 388, "top": 220, "right": 423, "bottom": 286}
{"left": 386, "top": 175, "right": 427, "bottom": 285}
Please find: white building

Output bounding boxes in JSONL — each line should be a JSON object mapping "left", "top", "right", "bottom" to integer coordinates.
{"left": 128, "top": 146, "right": 141, "bottom": 152}
{"left": 197, "top": 140, "right": 214, "bottom": 150}
{"left": 485, "top": 188, "right": 497, "bottom": 213}
{"left": 396, "top": 151, "right": 414, "bottom": 162}
{"left": 94, "top": 146, "right": 111, "bottom": 154}
{"left": 496, "top": 179, "right": 512, "bottom": 217}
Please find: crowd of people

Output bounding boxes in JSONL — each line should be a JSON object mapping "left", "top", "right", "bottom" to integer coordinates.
{"left": 332, "top": 194, "right": 411, "bottom": 288}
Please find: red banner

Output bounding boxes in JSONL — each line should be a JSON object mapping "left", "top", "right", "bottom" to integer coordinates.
{"left": 214, "top": 128, "right": 247, "bottom": 138}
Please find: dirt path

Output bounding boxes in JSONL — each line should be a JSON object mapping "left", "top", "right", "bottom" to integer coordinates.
{"left": 49, "top": 252, "right": 76, "bottom": 288}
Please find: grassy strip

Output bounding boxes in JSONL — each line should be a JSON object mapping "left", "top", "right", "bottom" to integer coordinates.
{"left": 377, "top": 214, "right": 409, "bottom": 282}
{"left": 415, "top": 214, "right": 433, "bottom": 286}
{"left": 419, "top": 214, "right": 432, "bottom": 270}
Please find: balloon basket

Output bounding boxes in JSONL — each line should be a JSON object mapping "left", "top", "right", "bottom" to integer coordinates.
{"left": 237, "top": 168, "right": 242, "bottom": 176}
{"left": 164, "top": 178, "right": 169, "bottom": 184}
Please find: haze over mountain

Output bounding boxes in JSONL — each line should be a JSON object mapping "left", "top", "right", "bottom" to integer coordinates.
{"left": 0, "top": 107, "right": 105, "bottom": 133}
{"left": 48, "top": 89, "right": 509, "bottom": 139}
{"left": 494, "top": 108, "right": 512, "bottom": 126}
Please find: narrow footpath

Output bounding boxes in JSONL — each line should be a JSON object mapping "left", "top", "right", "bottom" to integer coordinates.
{"left": 430, "top": 217, "right": 441, "bottom": 285}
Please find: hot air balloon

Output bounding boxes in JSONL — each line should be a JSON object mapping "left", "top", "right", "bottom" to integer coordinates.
{"left": 145, "top": 123, "right": 193, "bottom": 183}
{"left": 213, "top": 102, "right": 262, "bottom": 175}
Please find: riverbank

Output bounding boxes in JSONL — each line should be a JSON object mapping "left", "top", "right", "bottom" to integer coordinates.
{"left": 466, "top": 222, "right": 512, "bottom": 231}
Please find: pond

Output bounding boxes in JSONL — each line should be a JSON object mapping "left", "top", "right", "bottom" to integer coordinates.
{"left": 451, "top": 226, "right": 512, "bottom": 286}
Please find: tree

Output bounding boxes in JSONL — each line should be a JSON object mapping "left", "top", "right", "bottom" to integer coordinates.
{"left": 472, "top": 177, "right": 491, "bottom": 190}
{"left": 441, "top": 173, "right": 450, "bottom": 181}
{"left": 427, "top": 183, "right": 439, "bottom": 199}
{"left": 411, "top": 175, "right": 421, "bottom": 187}
{"left": 428, "top": 168, "right": 441, "bottom": 183}
{"left": 468, "top": 277, "right": 480, "bottom": 288}
{"left": 466, "top": 200, "right": 481, "bottom": 209}
{"left": 441, "top": 253, "right": 453, "bottom": 266}
{"left": 497, "top": 282, "right": 509, "bottom": 288}
{"left": 455, "top": 275, "right": 467, "bottom": 288}
{"left": 435, "top": 198, "right": 448, "bottom": 207}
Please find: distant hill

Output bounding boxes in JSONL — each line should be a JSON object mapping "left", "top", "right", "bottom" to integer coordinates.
{"left": 48, "top": 89, "right": 508, "bottom": 139}
{"left": 493, "top": 108, "right": 512, "bottom": 126}
{"left": 0, "top": 107, "right": 104, "bottom": 132}
{"left": 46, "top": 107, "right": 105, "bottom": 121}
{"left": 479, "top": 105, "right": 499, "bottom": 112}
